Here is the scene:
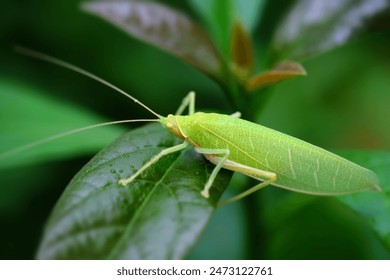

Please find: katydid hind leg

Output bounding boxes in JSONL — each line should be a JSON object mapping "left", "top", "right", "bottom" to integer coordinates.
{"left": 218, "top": 175, "right": 276, "bottom": 206}
{"left": 118, "top": 141, "right": 189, "bottom": 186}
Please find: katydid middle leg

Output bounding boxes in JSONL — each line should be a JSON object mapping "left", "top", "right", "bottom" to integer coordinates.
{"left": 175, "top": 91, "right": 195, "bottom": 116}
{"left": 194, "top": 147, "right": 231, "bottom": 198}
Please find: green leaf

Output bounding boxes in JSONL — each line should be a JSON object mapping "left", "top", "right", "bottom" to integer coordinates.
{"left": 82, "top": 0, "right": 222, "bottom": 79}
{"left": 271, "top": 0, "right": 389, "bottom": 61}
{"left": 189, "top": 0, "right": 265, "bottom": 59}
{"left": 36, "top": 123, "right": 232, "bottom": 259}
{"left": 0, "top": 79, "right": 125, "bottom": 169}
{"left": 336, "top": 151, "right": 390, "bottom": 247}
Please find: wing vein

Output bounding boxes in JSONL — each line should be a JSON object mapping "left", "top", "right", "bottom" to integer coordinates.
{"left": 197, "top": 123, "right": 273, "bottom": 170}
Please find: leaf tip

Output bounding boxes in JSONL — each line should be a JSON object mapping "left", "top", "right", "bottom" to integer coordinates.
{"left": 246, "top": 61, "right": 307, "bottom": 91}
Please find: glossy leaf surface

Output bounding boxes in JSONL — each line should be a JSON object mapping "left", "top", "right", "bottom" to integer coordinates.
{"left": 36, "top": 123, "right": 232, "bottom": 259}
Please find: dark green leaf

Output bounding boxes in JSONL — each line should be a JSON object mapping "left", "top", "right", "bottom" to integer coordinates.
{"left": 36, "top": 123, "right": 232, "bottom": 259}
{"left": 261, "top": 194, "right": 390, "bottom": 259}
{"left": 82, "top": 1, "right": 222, "bottom": 78}
{"left": 0, "top": 79, "right": 125, "bottom": 169}
{"left": 336, "top": 151, "right": 390, "bottom": 247}
{"left": 271, "top": 0, "right": 389, "bottom": 61}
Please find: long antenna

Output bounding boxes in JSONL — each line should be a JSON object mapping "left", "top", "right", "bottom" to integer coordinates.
{"left": 0, "top": 119, "right": 158, "bottom": 160}
{"left": 14, "top": 46, "right": 162, "bottom": 118}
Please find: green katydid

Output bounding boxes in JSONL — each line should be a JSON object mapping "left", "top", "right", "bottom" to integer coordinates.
{"left": 118, "top": 91, "right": 381, "bottom": 204}
{"left": 5, "top": 47, "right": 381, "bottom": 205}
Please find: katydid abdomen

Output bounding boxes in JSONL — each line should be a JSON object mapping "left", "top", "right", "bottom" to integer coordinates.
{"left": 173, "top": 112, "right": 379, "bottom": 195}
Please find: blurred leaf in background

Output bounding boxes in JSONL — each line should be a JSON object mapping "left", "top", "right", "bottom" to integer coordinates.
{"left": 189, "top": 0, "right": 266, "bottom": 59}
{"left": 82, "top": 0, "right": 223, "bottom": 79}
{"left": 271, "top": 0, "right": 390, "bottom": 61}
{"left": 0, "top": 78, "right": 125, "bottom": 169}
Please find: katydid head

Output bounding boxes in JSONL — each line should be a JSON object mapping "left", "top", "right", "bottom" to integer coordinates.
{"left": 160, "top": 114, "right": 186, "bottom": 140}
{"left": 161, "top": 112, "right": 205, "bottom": 140}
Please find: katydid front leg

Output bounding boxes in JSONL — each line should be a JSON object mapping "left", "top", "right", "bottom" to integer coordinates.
{"left": 119, "top": 92, "right": 196, "bottom": 186}
{"left": 118, "top": 142, "right": 189, "bottom": 186}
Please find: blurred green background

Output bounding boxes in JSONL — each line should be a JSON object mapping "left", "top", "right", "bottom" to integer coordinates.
{"left": 0, "top": 0, "right": 389, "bottom": 259}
